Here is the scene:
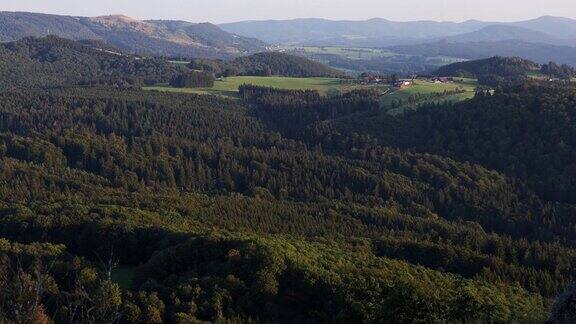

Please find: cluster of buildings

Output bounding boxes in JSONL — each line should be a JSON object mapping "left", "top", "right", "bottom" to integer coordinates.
{"left": 357, "top": 74, "right": 456, "bottom": 89}
{"left": 359, "top": 74, "right": 385, "bottom": 84}
{"left": 393, "top": 80, "right": 413, "bottom": 88}
{"left": 430, "top": 77, "right": 454, "bottom": 83}
{"left": 359, "top": 74, "right": 414, "bottom": 88}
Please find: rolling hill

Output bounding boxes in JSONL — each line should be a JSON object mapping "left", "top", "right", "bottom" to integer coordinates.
{"left": 230, "top": 52, "right": 346, "bottom": 77}
{"left": 390, "top": 40, "right": 576, "bottom": 66}
{"left": 437, "top": 25, "right": 572, "bottom": 46}
{"left": 221, "top": 16, "right": 576, "bottom": 65}
{"left": 190, "top": 52, "right": 347, "bottom": 78}
{"left": 0, "top": 11, "right": 99, "bottom": 41}
{"left": 220, "top": 16, "right": 576, "bottom": 47}
{"left": 333, "top": 82, "right": 576, "bottom": 204}
{"left": 432, "top": 56, "right": 542, "bottom": 85}
{"left": 3, "top": 12, "right": 576, "bottom": 323}
{"left": 220, "top": 16, "right": 576, "bottom": 73}
{"left": 434, "top": 56, "right": 576, "bottom": 85}
{"left": 513, "top": 16, "right": 576, "bottom": 40}
{"left": 220, "top": 18, "right": 492, "bottom": 45}
{"left": 0, "top": 36, "right": 182, "bottom": 89}
{"left": 0, "top": 12, "right": 267, "bottom": 58}
{"left": 434, "top": 56, "right": 540, "bottom": 78}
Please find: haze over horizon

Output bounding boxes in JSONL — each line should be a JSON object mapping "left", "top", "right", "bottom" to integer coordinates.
{"left": 2, "top": 0, "right": 576, "bottom": 24}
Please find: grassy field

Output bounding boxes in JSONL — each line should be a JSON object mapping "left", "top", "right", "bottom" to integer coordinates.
{"left": 382, "top": 78, "right": 477, "bottom": 115}
{"left": 287, "top": 46, "right": 466, "bottom": 65}
{"left": 145, "top": 76, "right": 389, "bottom": 97}
{"left": 295, "top": 46, "right": 398, "bottom": 60}
{"left": 168, "top": 60, "right": 191, "bottom": 65}
{"left": 144, "top": 76, "right": 476, "bottom": 115}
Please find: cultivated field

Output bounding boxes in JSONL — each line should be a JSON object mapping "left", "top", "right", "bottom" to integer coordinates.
{"left": 287, "top": 46, "right": 466, "bottom": 65}
{"left": 145, "top": 76, "right": 389, "bottom": 97}
{"left": 167, "top": 60, "right": 191, "bottom": 66}
{"left": 295, "top": 46, "right": 398, "bottom": 59}
{"left": 145, "top": 76, "right": 477, "bottom": 114}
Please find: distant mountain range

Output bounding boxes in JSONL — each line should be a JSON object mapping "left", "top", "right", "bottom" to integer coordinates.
{"left": 220, "top": 16, "right": 576, "bottom": 66}
{"left": 436, "top": 25, "right": 573, "bottom": 46}
{"left": 0, "top": 12, "right": 267, "bottom": 58}
{"left": 4, "top": 12, "right": 576, "bottom": 68}
{"left": 220, "top": 18, "right": 491, "bottom": 45}
{"left": 220, "top": 16, "right": 576, "bottom": 47}
{"left": 390, "top": 40, "right": 576, "bottom": 66}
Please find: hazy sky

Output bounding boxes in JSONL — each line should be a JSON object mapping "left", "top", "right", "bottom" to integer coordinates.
{"left": 2, "top": 0, "right": 576, "bottom": 23}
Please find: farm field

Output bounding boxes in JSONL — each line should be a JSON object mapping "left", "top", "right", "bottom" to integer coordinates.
{"left": 144, "top": 76, "right": 389, "bottom": 97}
{"left": 382, "top": 78, "right": 477, "bottom": 114}
{"left": 287, "top": 46, "right": 466, "bottom": 65}
{"left": 145, "top": 76, "right": 476, "bottom": 113}
{"left": 293, "top": 46, "right": 398, "bottom": 59}
{"left": 168, "top": 60, "right": 191, "bottom": 65}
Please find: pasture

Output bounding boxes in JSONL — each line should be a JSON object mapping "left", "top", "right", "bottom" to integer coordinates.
{"left": 382, "top": 78, "right": 477, "bottom": 114}
{"left": 145, "top": 76, "right": 477, "bottom": 115}
{"left": 168, "top": 60, "right": 191, "bottom": 65}
{"left": 296, "top": 46, "right": 398, "bottom": 60}
{"left": 144, "top": 76, "right": 389, "bottom": 97}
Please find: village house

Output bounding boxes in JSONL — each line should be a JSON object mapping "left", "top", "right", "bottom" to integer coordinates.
{"left": 393, "top": 80, "right": 413, "bottom": 88}
{"left": 431, "top": 77, "right": 454, "bottom": 83}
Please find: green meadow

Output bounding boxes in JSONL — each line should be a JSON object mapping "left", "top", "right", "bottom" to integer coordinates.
{"left": 144, "top": 76, "right": 388, "bottom": 97}
{"left": 296, "top": 46, "right": 398, "bottom": 60}
{"left": 145, "top": 76, "right": 477, "bottom": 115}
{"left": 382, "top": 79, "right": 477, "bottom": 114}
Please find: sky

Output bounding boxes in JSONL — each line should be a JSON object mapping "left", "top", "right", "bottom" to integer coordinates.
{"left": 2, "top": 0, "right": 576, "bottom": 23}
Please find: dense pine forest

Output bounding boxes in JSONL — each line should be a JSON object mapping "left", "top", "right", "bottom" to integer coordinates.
{"left": 434, "top": 56, "right": 540, "bottom": 78}
{"left": 0, "top": 36, "right": 575, "bottom": 323}
{"left": 435, "top": 56, "right": 576, "bottom": 86}
{"left": 189, "top": 52, "right": 347, "bottom": 78}
{"left": 0, "top": 36, "right": 184, "bottom": 89}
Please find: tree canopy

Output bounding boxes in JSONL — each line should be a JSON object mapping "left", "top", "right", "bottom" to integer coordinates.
{"left": 0, "top": 38, "right": 572, "bottom": 322}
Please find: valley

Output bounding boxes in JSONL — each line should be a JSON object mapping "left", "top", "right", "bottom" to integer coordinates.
{"left": 285, "top": 45, "right": 467, "bottom": 74}
{"left": 144, "top": 76, "right": 476, "bottom": 113}
{"left": 1, "top": 5, "right": 576, "bottom": 323}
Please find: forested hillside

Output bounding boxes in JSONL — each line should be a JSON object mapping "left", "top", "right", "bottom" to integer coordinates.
{"left": 437, "top": 25, "right": 572, "bottom": 46}
{"left": 0, "top": 11, "right": 99, "bottom": 41}
{"left": 0, "top": 85, "right": 562, "bottom": 322}
{"left": 0, "top": 36, "right": 182, "bottom": 89}
{"left": 435, "top": 56, "right": 539, "bottom": 78}
{"left": 434, "top": 56, "right": 576, "bottom": 85}
{"left": 220, "top": 16, "right": 576, "bottom": 48}
{"left": 0, "top": 37, "right": 573, "bottom": 322}
{"left": 0, "top": 12, "right": 266, "bottom": 58}
{"left": 190, "top": 52, "right": 346, "bottom": 78}
{"left": 391, "top": 40, "right": 576, "bottom": 67}
{"left": 332, "top": 82, "right": 576, "bottom": 204}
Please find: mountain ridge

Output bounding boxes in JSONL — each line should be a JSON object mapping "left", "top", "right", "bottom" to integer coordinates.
{"left": 0, "top": 11, "right": 267, "bottom": 58}
{"left": 0, "top": 35, "right": 183, "bottom": 89}
{"left": 220, "top": 15, "right": 576, "bottom": 47}
{"left": 389, "top": 40, "right": 576, "bottom": 66}
{"left": 219, "top": 17, "right": 493, "bottom": 44}
{"left": 436, "top": 25, "right": 572, "bottom": 46}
